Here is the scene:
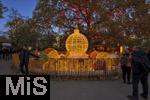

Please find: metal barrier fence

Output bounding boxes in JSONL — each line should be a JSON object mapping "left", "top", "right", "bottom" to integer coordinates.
{"left": 12, "top": 54, "right": 121, "bottom": 80}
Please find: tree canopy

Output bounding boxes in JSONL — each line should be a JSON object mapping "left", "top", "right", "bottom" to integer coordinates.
{"left": 0, "top": 0, "right": 7, "bottom": 18}
{"left": 5, "top": 0, "right": 150, "bottom": 50}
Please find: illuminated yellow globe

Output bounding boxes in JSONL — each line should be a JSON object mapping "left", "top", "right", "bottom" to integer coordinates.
{"left": 66, "top": 28, "right": 88, "bottom": 58}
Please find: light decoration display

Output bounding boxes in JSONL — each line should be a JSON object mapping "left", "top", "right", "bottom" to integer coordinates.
{"left": 66, "top": 27, "right": 89, "bottom": 58}
{"left": 44, "top": 48, "right": 54, "bottom": 54}
{"left": 120, "top": 46, "right": 123, "bottom": 54}
{"left": 48, "top": 49, "right": 60, "bottom": 59}
{"left": 96, "top": 52, "right": 116, "bottom": 70}
{"left": 89, "top": 50, "right": 98, "bottom": 58}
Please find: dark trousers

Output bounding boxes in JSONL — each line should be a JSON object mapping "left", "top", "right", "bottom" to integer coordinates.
{"left": 132, "top": 72, "right": 149, "bottom": 97}
{"left": 0, "top": 54, "right": 2, "bottom": 60}
{"left": 121, "top": 66, "right": 131, "bottom": 83}
{"left": 20, "top": 62, "right": 29, "bottom": 74}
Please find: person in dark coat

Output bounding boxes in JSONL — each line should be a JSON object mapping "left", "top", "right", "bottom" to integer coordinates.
{"left": 148, "top": 50, "right": 150, "bottom": 61}
{"left": 121, "top": 53, "right": 128, "bottom": 83}
{"left": 19, "top": 46, "right": 38, "bottom": 75}
{"left": 121, "top": 53, "right": 131, "bottom": 84}
{"left": 0, "top": 49, "right": 2, "bottom": 61}
{"left": 2, "top": 48, "right": 6, "bottom": 60}
{"left": 126, "top": 53, "right": 132, "bottom": 84}
{"left": 128, "top": 47, "right": 149, "bottom": 100}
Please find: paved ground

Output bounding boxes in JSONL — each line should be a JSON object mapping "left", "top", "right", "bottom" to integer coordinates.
{"left": 0, "top": 60, "right": 150, "bottom": 100}
{"left": 50, "top": 80, "right": 150, "bottom": 100}
{"left": 0, "top": 60, "right": 16, "bottom": 75}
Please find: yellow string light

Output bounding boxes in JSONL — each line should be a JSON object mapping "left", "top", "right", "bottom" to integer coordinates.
{"left": 66, "top": 28, "right": 88, "bottom": 58}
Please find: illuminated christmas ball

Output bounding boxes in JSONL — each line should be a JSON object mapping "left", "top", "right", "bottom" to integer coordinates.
{"left": 44, "top": 48, "right": 54, "bottom": 54}
{"left": 66, "top": 28, "right": 88, "bottom": 58}
{"left": 48, "top": 49, "right": 60, "bottom": 59}
{"left": 96, "top": 52, "right": 110, "bottom": 59}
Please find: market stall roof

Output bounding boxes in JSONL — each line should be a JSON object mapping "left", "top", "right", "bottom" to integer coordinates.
{"left": 2, "top": 43, "right": 12, "bottom": 47}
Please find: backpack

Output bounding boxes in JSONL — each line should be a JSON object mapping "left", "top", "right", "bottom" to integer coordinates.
{"left": 132, "top": 50, "right": 150, "bottom": 72}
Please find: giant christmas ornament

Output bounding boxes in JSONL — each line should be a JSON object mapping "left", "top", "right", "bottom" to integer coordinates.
{"left": 48, "top": 49, "right": 60, "bottom": 59}
{"left": 66, "top": 27, "right": 88, "bottom": 58}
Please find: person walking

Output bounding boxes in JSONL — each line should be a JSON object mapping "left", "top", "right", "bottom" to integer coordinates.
{"left": 121, "top": 53, "right": 130, "bottom": 84}
{"left": 128, "top": 47, "right": 150, "bottom": 100}
{"left": 19, "top": 46, "right": 38, "bottom": 75}
{"left": 5, "top": 48, "right": 9, "bottom": 61}
{"left": 0, "top": 49, "right": 2, "bottom": 61}
{"left": 148, "top": 50, "right": 150, "bottom": 61}
{"left": 126, "top": 53, "right": 132, "bottom": 84}
{"left": 2, "top": 48, "right": 6, "bottom": 60}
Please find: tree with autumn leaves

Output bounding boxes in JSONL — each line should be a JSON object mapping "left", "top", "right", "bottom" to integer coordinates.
{"left": 6, "top": 0, "right": 150, "bottom": 50}
{"left": 43, "top": 0, "right": 149, "bottom": 49}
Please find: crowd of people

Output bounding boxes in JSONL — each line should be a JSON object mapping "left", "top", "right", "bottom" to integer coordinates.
{"left": 0, "top": 48, "right": 13, "bottom": 61}
{"left": 121, "top": 47, "right": 150, "bottom": 100}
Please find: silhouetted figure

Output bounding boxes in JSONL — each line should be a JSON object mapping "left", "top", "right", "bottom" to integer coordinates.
{"left": 126, "top": 53, "right": 132, "bottom": 84}
{"left": 128, "top": 47, "right": 150, "bottom": 100}
{"left": 9, "top": 48, "right": 13, "bottom": 60}
{"left": 121, "top": 53, "right": 131, "bottom": 84}
{"left": 0, "top": 49, "right": 2, "bottom": 61}
{"left": 5, "top": 48, "right": 9, "bottom": 61}
{"left": 1, "top": 48, "right": 5, "bottom": 61}
{"left": 19, "top": 46, "right": 38, "bottom": 75}
{"left": 148, "top": 50, "right": 150, "bottom": 61}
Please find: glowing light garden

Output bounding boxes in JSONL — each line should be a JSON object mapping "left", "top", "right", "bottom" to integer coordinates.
{"left": 1, "top": 0, "right": 149, "bottom": 80}
{"left": 12, "top": 27, "right": 121, "bottom": 80}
